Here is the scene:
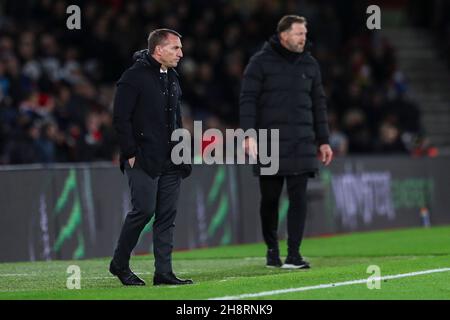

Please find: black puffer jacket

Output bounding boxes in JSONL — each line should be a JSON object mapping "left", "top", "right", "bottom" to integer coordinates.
{"left": 113, "top": 49, "right": 191, "bottom": 178}
{"left": 239, "top": 35, "right": 329, "bottom": 176}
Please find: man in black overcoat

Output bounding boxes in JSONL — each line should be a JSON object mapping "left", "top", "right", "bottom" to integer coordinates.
{"left": 110, "top": 29, "right": 192, "bottom": 286}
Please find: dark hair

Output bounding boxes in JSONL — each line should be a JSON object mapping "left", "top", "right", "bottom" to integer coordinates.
{"left": 147, "top": 28, "right": 182, "bottom": 53}
{"left": 277, "top": 15, "right": 307, "bottom": 33}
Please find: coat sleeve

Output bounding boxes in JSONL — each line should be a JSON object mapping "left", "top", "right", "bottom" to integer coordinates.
{"left": 176, "top": 84, "right": 183, "bottom": 129}
{"left": 113, "top": 76, "right": 140, "bottom": 160}
{"left": 239, "top": 56, "right": 264, "bottom": 131}
{"left": 311, "top": 62, "right": 330, "bottom": 146}
{"left": 176, "top": 101, "right": 184, "bottom": 129}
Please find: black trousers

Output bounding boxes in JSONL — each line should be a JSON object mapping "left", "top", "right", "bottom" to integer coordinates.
{"left": 259, "top": 174, "right": 309, "bottom": 256}
{"left": 113, "top": 159, "right": 182, "bottom": 274}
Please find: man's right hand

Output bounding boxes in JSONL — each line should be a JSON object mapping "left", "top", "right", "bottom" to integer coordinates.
{"left": 128, "top": 157, "right": 136, "bottom": 168}
{"left": 242, "top": 137, "right": 258, "bottom": 160}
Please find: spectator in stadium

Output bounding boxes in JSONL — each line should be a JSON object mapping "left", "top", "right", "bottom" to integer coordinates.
{"left": 240, "top": 15, "right": 333, "bottom": 269}
{"left": 328, "top": 111, "right": 348, "bottom": 156}
{"left": 342, "top": 108, "right": 373, "bottom": 153}
{"left": 374, "top": 121, "right": 408, "bottom": 154}
{"left": 110, "top": 29, "right": 193, "bottom": 286}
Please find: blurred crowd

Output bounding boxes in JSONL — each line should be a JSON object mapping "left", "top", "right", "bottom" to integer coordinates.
{"left": 0, "top": 0, "right": 432, "bottom": 165}
{"left": 409, "top": 0, "right": 450, "bottom": 68}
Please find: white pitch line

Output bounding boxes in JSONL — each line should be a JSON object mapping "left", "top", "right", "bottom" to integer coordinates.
{"left": 209, "top": 267, "right": 450, "bottom": 300}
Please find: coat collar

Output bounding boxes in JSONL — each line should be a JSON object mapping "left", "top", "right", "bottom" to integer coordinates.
{"left": 264, "top": 34, "right": 312, "bottom": 63}
{"left": 132, "top": 49, "right": 179, "bottom": 77}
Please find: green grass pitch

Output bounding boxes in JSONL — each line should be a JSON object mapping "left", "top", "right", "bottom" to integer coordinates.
{"left": 1, "top": 226, "right": 450, "bottom": 300}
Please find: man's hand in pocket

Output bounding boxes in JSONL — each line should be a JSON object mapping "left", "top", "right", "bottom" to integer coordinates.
{"left": 128, "top": 157, "right": 136, "bottom": 168}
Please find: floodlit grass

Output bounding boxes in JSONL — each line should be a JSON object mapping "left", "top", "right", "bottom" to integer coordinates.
{"left": 1, "top": 226, "right": 449, "bottom": 300}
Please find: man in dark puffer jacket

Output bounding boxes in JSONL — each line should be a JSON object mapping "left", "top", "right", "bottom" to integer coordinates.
{"left": 240, "top": 15, "right": 333, "bottom": 269}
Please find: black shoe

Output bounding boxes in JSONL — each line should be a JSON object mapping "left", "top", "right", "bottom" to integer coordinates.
{"left": 109, "top": 260, "right": 146, "bottom": 286}
{"left": 266, "top": 249, "right": 282, "bottom": 268}
{"left": 153, "top": 272, "right": 193, "bottom": 286}
{"left": 281, "top": 255, "right": 310, "bottom": 269}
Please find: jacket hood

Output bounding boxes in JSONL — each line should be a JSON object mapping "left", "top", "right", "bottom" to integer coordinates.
{"left": 132, "top": 49, "right": 154, "bottom": 67}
